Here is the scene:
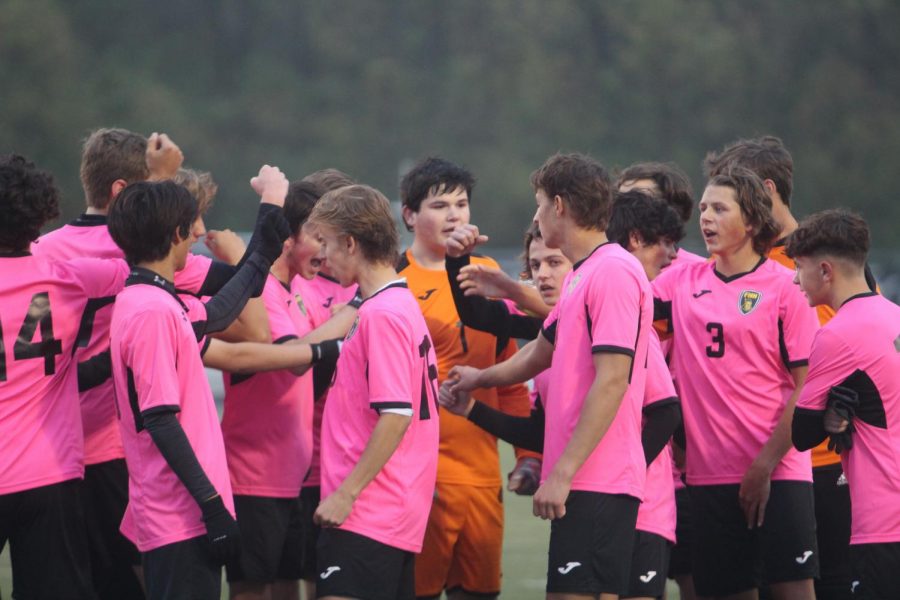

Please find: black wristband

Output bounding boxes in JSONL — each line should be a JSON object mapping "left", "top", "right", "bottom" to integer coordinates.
{"left": 348, "top": 290, "right": 363, "bottom": 309}
{"left": 310, "top": 338, "right": 341, "bottom": 364}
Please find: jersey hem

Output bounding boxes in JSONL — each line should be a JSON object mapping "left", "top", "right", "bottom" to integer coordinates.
{"left": 0, "top": 468, "right": 85, "bottom": 495}
{"left": 635, "top": 524, "right": 676, "bottom": 544}
{"left": 84, "top": 450, "right": 127, "bottom": 466}
{"left": 686, "top": 473, "right": 813, "bottom": 485}
{"left": 127, "top": 524, "right": 208, "bottom": 553}
{"left": 230, "top": 485, "right": 302, "bottom": 498}
{"left": 338, "top": 522, "right": 421, "bottom": 554}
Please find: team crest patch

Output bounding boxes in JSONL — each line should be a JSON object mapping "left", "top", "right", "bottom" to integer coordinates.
{"left": 739, "top": 290, "right": 762, "bottom": 315}
{"left": 294, "top": 294, "right": 307, "bottom": 316}
{"left": 345, "top": 316, "right": 360, "bottom": 341}
{"left": 566, "top": 273, "right": 582, "bottom": 295}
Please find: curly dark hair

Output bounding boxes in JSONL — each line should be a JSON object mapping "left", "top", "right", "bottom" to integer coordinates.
{"left": 785, "top": 209, "right": 870, "bottom": 267}
{"left": 616, "top": 161, "right": 694, "bottom": 223}
{"left": 607, "top": 190, "right": 686, "bottom": 249}
{"left": 0, "top": 154, "right": 61, "bottom": 251}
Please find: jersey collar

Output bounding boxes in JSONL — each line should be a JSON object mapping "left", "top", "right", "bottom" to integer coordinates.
{"left": 572, "top": 242, "right": 612, "bottom": 271}
{"left": 126, "top": 266, "right": 190, "bottom": 312}
{"left": 0, "top": 249, "right": 31, "bottom": 257}
{"left": 71, "top": 213, "right": 108, "bottom": 227}
{"left": 840, "top": 291, "right": 878, "bottom": 308}
{"left": 362, "top": 278, "right": 408, "bottom": 305}
{"left": 713, "top": 255, "right": 767, "bottom": 283}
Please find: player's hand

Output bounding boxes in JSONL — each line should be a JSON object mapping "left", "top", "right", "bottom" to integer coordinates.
{"left": 447, "top": 365, "right": 483, "bottom": 394}
{"left": 508, "top": 457, "right": 541, "bottom": 496}
{"left": 533, "top": 472, "right": 570, "bottom": 520}
{"left": 825, "top": 385, "right": 858, "bottom": 454}
{"left": 314, "top": 488, "right": 354, "bottom": 527}
{"left": 824, "top": 406, "right": 850, "bottom": 434}
{"left": 458, "top": 263, "right": 517, "bottom": 299}
{"left": 205, "top": 229, "right": 246, "bottom": 265}
{"left": 250, "top": 165, "right": 289, "bottom": 207}
{"left": 446, "top": 224, "right": 489, "bottom": 258}
{"left": 739, "top": 463, "right": 771, "bottom": 529}
{"left": 199, "top": 495, "right": 242, "bottom": 564}
{"left": 438, "top": 379, "right": 474, "bottom": 417}
{"left": 145, "top": 132, "right": 184, "bottom": 180}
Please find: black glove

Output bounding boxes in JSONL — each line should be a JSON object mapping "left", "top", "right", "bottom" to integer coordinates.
{"left": 200, "top": 495, "right": 242, "bottom": 564}
{"left": 507, "top": 457, "right": 541, "bottom": 496}
{"left": 257, "top": 210, "right": 292, "bottom": 264}
{"left": 826, "top": 385, "right": 858, "bottom": 455}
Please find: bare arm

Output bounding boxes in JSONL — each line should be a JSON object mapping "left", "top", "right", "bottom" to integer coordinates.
{"left": 202, "top": 338, "right": 314, "bottom": 375}
{"left": 449, "top": 334, "right": 554, "bottom": 393}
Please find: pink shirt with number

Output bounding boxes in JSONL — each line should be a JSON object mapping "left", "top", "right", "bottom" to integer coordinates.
{"left": 320, "top": 282, "right": 439, "bottom": 552}
{"left": 221, "top": 274, "right": 315, "bottom": 497}
{"left": 0, "top": 254, "right": 127, "bottom": 494}
{"left": 111, "top": 273, "right": 233, "bottom": 552}
{"left": 796, "top": 292, "right": 900, "bottom": 544}
{"left": 540, "top": 243, "right": 653, "bottom": 499}
{"left": 653, "top": 258, "right": 818, "bottom": 485}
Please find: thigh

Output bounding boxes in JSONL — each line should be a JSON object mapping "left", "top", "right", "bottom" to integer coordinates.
{"left": 227, "top": 495, "right": 293, "bottom": 584}
{"left": 299, "top": 486, "right": 322, "bottom": 581}
{"left": 546, "top": 491, "right": 639, "bottom": 597}
{"left": 850, "top": 542, "right": 900, "bottom": 600}
{"left": 7, "top": 480, "right": 96, "bottom": 600}
{"left": 143, "top": 536, "right": 221, "bottom": 600}
{"left": 812, "top": 464, "right": 852, "bottom": 600}
{"left": 447, "top": 485, "right": 503, "bottom": 596}
{"left": 624, "top": 530, "right": 671, "bottom": 599}
{"left": 760, "top": 481, "right": 819, "bottom": 585}
{"left": 413, "top": 482, "right": 467, "bottom": 597}
{"left": 689, "top": 484, "right": 760, "bottom": 597}
{"left": 316, "top": 528, "right": 412, "bottom": 600}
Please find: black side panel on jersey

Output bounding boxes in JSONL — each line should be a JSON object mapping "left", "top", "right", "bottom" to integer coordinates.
{"left": 841, "top": 369, "right": 887, "bottom": 429}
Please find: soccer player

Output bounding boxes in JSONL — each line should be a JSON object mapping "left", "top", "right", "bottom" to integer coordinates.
{"left": 449, "top": 153, "right": 654, "bottom": 600}
{"left": 308, "top": 184, "right": 440, "bottom": 600}
{"left": 652, "top": 166, "right": 819, "bottom": 600}
{"left": 789, "top": 209, "right": 900, "bottom": 599}
{"left": 0, "top": 154, "right": 128, "bottom": 600}
{"left": 397, "top": 157, "right": 536, "bottom": 600}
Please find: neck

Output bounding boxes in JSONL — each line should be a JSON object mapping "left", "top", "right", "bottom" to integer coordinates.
{"left": 269, "top": 255, "right": 293, "bottom": 286}
{"left": 773, "top": 205, "right": 798, "bottom": 240}
{"left": 356, "top": 263, "right": 401, "bottom": 298}
{"left": 714, "top": 240, "right": 762, "bottom": 277}
{"left": 560, "top": 228, "right": 608, "bottom": 265}
{"left": 828, "top": 273, "right": 873, "bottom": 310}
{"left": 135, "top": 258, "right": 175, "bottom": 282}
{"left": 409, "top": 238, "right": 445, "bottom": 270}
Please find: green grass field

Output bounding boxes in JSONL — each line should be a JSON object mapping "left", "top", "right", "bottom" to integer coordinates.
{"left": 0, "top": 446, "right": 680, "bottom": 598}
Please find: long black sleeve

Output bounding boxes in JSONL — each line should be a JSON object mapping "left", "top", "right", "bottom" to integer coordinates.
{"left": 467, "top": 396, "right": 545, "bottom": 453}
{"left": 200, "top": 252, "right": 273, "bottom": 335}
{"left": 77, "top": 349, "right": 112, "bottom": 392}
{"left": 642, "top": 401, "right": 681, "bottom": 466}
{"left": 144, "top": 409, "right": 218, "bottom": 505}
{"left": 792, "top": 408, "right": 829, "bottom": 451}
{"left": 236, "top": 202, "right": 283, "bottom": 270}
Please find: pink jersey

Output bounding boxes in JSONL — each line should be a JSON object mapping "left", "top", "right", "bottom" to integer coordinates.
{"left": 33, "top": 217, "right": 213, "bottom": 465}
{"left": 540, "top": 243, "right": 652, "bottom": 499}
{"left": 221, "top": 275, "right": 315, "bottom": 497}
{"left": 653, "top": 258, "right": 818, "bottom": 485}
{"left": 0, "top": 254, "right": 127, "bottom": 494}
{"left": 320, "top": 282, "right": 440, "bottom": 552}
{"left": 111, "top": 271, "right": 233, "bottom": 552}
{"left": 796, "top": 292, "right": 900, "bottom": 544}
{"left": 635, "top": 333, "right": 678, "bottom": 542}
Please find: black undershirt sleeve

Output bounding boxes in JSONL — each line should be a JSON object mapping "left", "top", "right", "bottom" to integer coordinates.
{"left": 77, "top": 349, "right": 112, "bottom": 392}
{"left": 467, "top": 396, "right": 545, "bottom": 453}
{"left": 792, "top": 408, "right": 829, "bottom": 451}
{"left": 143, "top": 409, "right": 218, "bottom": 505}
{"left": 641, "top": 402, "right": 681, "bottom": 466}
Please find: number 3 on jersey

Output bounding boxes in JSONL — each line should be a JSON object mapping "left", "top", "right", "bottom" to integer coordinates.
{"left": 0, "top": 292, "right": 63, "bottom": 382}
{"left": 705, "top": 322, "right": 725, "bottom": 358}
{"left": 418, "top": 335, "right": 439, "bottom": 420}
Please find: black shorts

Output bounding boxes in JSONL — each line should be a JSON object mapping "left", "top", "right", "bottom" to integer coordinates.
{"left": 850, "top": 542, "right": 900, "bottom": 599}
{"left": 299, "top": 485, "right": 321, "bottom": 580}
{"left": 812, "top": 463, "right": 852, "bottom": 600}
{"left": 690, "top": 481, "right": 818, "bottom": 597}
{"left": 545, "top": 491, "right": 639, "bottom": 596}
{"left": 625, "top": 530, "right": 671, "bottom": 598}
{"left": 0, "top": 479, "right": 95, "bottom": 600}
{"left": 667, "top": 486, "right": 693, "bottom": 578}
{"left": 143, "top": 535, "right": 221, "bottom": 600}
{"left": 83, "top": 458, "right": 144, "bottom": 599}
{"left": 316, "top": 528, "right": 414, "bottom": 600}
{"left": 226, "top": 494, "right": 304, "bottom": 583}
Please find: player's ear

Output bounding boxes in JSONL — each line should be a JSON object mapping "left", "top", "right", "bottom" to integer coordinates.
{"left": 110, "top": 179, "right": 129, "bottom": 203}
{"left": 345, "top": 234, "right": 357, "bottom": 255}
{"left": 552, "top": 194, "right": 565, "bottom": 217}
{"left": 820, "top": 259, "right": 834, "bottom": 282}
{"left": 762, "top": 178, "right": 779, "bottom": 201}
{"left": 401, "top": 206, "right": 416, "bottom": 231}
{"left": 627, "top": 230, "right": 643, "bottom": 252}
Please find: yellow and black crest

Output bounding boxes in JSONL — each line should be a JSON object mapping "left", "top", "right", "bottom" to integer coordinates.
{"left": 294, "top": 294, "right": 308, "bottom": 316}
{"left": 739, "top": 290, "right": 762, "bottom": 315}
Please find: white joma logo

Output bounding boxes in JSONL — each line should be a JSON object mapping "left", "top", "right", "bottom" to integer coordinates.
{"left": 557, "top": 562, "right": 581, "bottom": 574}
{"left": 851, "top": 580, "right": 860, "bottom": 593}
{"left": 795, "top": 550, "right": 813, "bottom": 564}
{"left": 639, "top": 570, "right": 657, "bottom": 583}
{"left": 320, "top": 566, "right": 341, "bottom": 579}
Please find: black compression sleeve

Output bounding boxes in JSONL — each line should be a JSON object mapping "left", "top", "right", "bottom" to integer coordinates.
{"left": 237, "top": 203, "right": 283, "bottom": 269}
{"left": 467, "top": 398, "right": 545, "bottom": 453}
{"left": 641, "top": 402, "right": 681, "bottom": 466}
{"left": 144, "top": 410, "right": 218, "bottom": 505}
{"left": 201, "top": 252, "right": 272, "bottom": 335}
{"left": 196, "top": 261, "right": 238, "bottom": 297}
{"left": 77, "top": 349, "right": 112, "bottom": 393}
{"left": 792, "top": 408, "right": 829, "bottom": 451}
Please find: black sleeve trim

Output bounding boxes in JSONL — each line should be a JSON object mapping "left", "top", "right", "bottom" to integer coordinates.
{"left": 199, "top": 337, "right": 212, "bottom": 357}
{"left": 792, "top": 407, "right": 828, "bottom": 451}
{"left": 371, "top": 401, "right": 413, "bottom": 411}
{"left": 273, "top": 334, "right": 299, "bottom": 345}
{"left": 591, "top": 345, "right": 635, "bottom": 357}
{"left": 191, "top": 320, "right": 208, "bottom": 342}
{"left": 468, "top": 399, "right": 545, "bottom": 453}
{"left": 787, "top": 359, "right": 809, "bottom": 369}
{"left": 541, "top": 321, "right": 557, "bottom": 345}
{"left": 140, "top": 404, "right": 181, "bottom": 418}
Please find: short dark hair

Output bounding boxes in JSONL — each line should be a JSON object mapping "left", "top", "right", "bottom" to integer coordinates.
{"left": 607, "top": 191, "right": 686, "bottom": 248}
{"left": 400, "top": 157, "right": 475, "bottom": 228}
{"left": 785, "top": 209, "right": 870, "bottom": 267}
{"left": 284, "top": 181, "right": 324, "bottom": 236}
{"left": 530, "top": 153, "right": 614, "bottom": 231}
{"left": 310, "top": 184, "right": 399, "bottom": 266}
{"left": 616, "top": 161, "right": 694, "bottom": 223}
{"left": 80, "top": 128, "right": 149, "bottom": 210}
{"left": 706, "top": 167, "right": 779, "bottom": 255}
{"left": 704, "top": 136, "right": 794, "bottom": 206}
{"left": 0, "top": 154, "right": 61, "bottom": 251}
{"left": 520, "top": 222, "right": 543, "bottom": 279}
{"left": 302, "top": 168, "right": 356, "bottom": 192}
{"left": 108, "top": 181, "right": 198, "bottom": 265}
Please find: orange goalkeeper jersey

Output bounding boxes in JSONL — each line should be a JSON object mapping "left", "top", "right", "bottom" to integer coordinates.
{"left": 398, "top": 250, "right": 537, "bottom": 487}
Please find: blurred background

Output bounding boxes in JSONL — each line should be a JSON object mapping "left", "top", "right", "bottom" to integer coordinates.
{"left": 3, "top": 0, "right": 899, "bottom": 287}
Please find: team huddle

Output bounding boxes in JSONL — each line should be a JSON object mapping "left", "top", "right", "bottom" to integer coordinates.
{"left": 0, "top": 131, "right": 897, "bottom": 600}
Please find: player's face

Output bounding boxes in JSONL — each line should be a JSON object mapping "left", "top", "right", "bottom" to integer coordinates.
{"left": 528, "top": 238, "right": 571, "bottom": 306}
{"left": 533, "top": 189, "right": 561, "bottom": 248}
{"left": 698, "top": 185, "right": 752, "bottom": 258}
{"left": 407, "top": 186, "right": 470, "bottom": 253}
{"left": 315, "top": 224, "right": 355, "bottom": 287}
{"left": 631, "top": 237, "right": 678, "bottom": 281}
{"left": 793, "top": 255, "right": 828, "bottom": 306}
{"left": 173, "top": 222, "right": 198, "bottom": 271}
{"left": 286, "top": 222, "right": 323, "bottom": 280}
{"left": 618, "top": 178, "right": 659, "bottom": 195}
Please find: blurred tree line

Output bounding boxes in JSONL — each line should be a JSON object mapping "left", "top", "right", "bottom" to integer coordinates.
{"left": 2, "top": 0, "right": 899, "bottom": 253}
